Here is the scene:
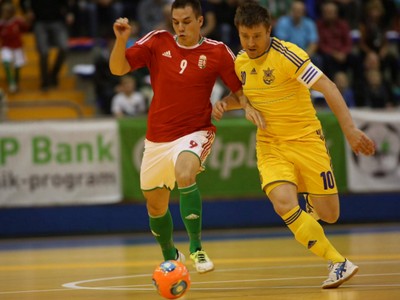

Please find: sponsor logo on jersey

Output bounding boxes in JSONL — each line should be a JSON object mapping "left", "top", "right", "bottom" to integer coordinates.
{"left": 198, "top": 55, "right": 207, "bottom": 69}
{"left": 250, "top": 68, "right": 257, "bottom": 75}
{"left": 162, "top": 50, "right": 172, "bottom": 58}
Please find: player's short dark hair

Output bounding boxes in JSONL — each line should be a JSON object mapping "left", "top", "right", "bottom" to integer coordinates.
{"left": 234, "top": 1, "right": 271, "bottom": 29}
{"left": 172, "top": 0, "right": 203, "bottom": 18}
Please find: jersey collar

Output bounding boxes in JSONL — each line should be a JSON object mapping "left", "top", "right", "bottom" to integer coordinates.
{"left": 174, "top": 35, "right": 205, "bottom": 49}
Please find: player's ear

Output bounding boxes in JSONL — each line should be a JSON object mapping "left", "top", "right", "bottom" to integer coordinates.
{"left": 198, "top": 16, "right": 204, "bottom": 27}
{"left": 266, "top": 24, "right": 272, "bottom": 35}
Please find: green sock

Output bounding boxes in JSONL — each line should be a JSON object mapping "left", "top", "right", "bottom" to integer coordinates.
{"left": 14, "top": 67, "right": 20, "bottom": 85}
{"left": 179, "top": 183, "right": 202, "bottom": 253}
{"left": 149, "top": 210, "right": 176, "bottom": 260}
{"left": 3, "top": 62, "right": 14, "bottom": 85}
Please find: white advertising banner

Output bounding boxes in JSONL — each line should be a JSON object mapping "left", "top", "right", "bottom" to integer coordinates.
{"left": 0, "top": 120, "right": 121, "bottom": 207}
{"left": 346, "top": 109, "right": 400, "bottom": 192}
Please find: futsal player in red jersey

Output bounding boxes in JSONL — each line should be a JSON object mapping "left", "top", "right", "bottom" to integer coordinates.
{"left": 110, "top": 0, "right": 264, "bottom": 273}
{"left": 0, "top": 2, "right": 30, "bottom": 93}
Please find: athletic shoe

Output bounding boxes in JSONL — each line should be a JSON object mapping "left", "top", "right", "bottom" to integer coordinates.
{"left": 304, "top": 194, "right": 320, "bottom": 221}
{"left": 175, "top": 249, "right": 186, "bottom": 263}
{"left": 190, "top": 250, "right": 214, "bottom": 273}
{"left": 322, "top": 259, "right": 359, "bottom": 289}
{"left": 8, "top": 83, "right": 17, "bottom": 93}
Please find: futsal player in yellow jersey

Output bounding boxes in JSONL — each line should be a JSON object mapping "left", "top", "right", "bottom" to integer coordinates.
{"left": 213, "top": 2, "right": 375, "bottom": 289}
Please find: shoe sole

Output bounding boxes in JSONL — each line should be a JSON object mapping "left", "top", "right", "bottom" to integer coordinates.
{"left": 195, "top": 266, "right": 215, "bottom": 274}
{"left": 322, "top": 265, "right": 359, "bottom": 289}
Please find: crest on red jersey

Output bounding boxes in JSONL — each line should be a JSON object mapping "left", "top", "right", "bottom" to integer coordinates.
{"left": 198, "top": 55, "right": 207, "bottom": 69}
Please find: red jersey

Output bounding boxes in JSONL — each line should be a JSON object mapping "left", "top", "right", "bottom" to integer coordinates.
{"left": 0, "top": 17, "right": 29, "bottom": 49}
{"left": 125, "top": 30, "right": 242, "bottom": 142}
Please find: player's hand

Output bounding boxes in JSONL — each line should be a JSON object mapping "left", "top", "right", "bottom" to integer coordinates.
{"left": 113, "top": 17, "right": 131, "bottom": 39}
{"left": 346, "top": 128, "right": 375, "bottom": 156}
{"left": 212, "top": 100, "right": 227, "bottom": 121}
{"left": 244, "top": 103, "right": 266, "bottom": 130}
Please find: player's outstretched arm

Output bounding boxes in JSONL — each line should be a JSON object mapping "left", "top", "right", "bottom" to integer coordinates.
{"left": 312, "top": 75, "right": 375, "bottom": 156}
{"left": 109, "top": 17, "right": 132, "bottom": 76}
{"left": 212, "top": 91, "right": 266, "bottom": 130}
{"left": 212, "top": 93, "right": 241, "bottom": 121}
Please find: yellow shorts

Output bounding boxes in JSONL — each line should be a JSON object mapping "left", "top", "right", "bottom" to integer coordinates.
{"left": 257, "top": 129, "right": 338, "bottom": 196}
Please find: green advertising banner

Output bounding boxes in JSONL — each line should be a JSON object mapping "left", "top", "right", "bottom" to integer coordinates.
{"left": 118, "top": 118, "right": 147, "bottom": 201}
{"left": 118, "top": 112, "right": 347, "bottom": 202}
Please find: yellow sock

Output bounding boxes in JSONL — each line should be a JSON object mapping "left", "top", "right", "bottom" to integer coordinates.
{"left": 282, "top": 205, "right": 345, "bottom": 263}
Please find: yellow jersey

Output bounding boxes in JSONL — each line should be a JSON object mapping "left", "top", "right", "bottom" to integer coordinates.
{"left": 235, "top": 37, "right": 323, "bottom": 141}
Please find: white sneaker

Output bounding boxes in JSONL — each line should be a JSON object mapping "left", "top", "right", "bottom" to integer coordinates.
{"left": 322, "top": 259, "right": 359, "bottom": 289}
{"left": 175, "top": 249, "right": 186, "bottom": 263}
{"left": 304, "top": 194, "right": 320, "bottom": 221}
{"left": 190, "top": 250, "right": 214, "bottom": 274}
{"left": 8, "top": 83, "right": 17, "bottom": 93}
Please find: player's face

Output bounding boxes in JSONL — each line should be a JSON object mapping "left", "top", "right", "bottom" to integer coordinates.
{"left": 238, "top": 24, "right": 271, "bottom": 59}
{"left": 172, "top": 6, "right": 203, "bottom": 47}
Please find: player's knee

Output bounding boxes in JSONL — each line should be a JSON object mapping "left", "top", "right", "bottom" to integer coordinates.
{"left": 175, "top": 170, "right": 196, "bottom": 187}
{"left": 146, "top": 201, "right": 167, "bottom": 217}
{"left": 319, "top": 211, "right": 339, "bottom": 223}
{"left": 271, "top": 201, "right": 295, "bottom": 218}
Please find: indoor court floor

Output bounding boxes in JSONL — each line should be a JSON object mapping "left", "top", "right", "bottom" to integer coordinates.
{"left": 0, "top": 222, "right": 399, "bottom": 300}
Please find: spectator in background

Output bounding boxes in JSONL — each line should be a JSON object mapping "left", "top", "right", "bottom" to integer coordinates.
{"left": 111, "top": 75, "right": 147, "bottom": 117}
{"left": 315, "top": 0, "right": 362, "bottom": 30}
{"left": 91, "top": 0, "right": 123, "bottom": 38}
{"left": 200, "top": 0, "right": 217, "bottom": 38}
{"left": 92, "top": 38, "right": 120, "bottom": 115}
{"left": 333, "top": 71, "right": 355, "bottom": 108}
{"left": 126, "top": 20, "right": 140, "bottom": 48}
{"left": 359, "top": 0, "right": 399, "bottom": 91}
{"left": 371, "top": 0, "right": 397, "bottom": 30}
{"left": 274, "top": 0, "right": 319, "bottom": 63}
{"left": 363, "top": 69, "right": 394, "bottom": 108}
{"left": 354, "top": 51, "right": 395, "bottom": 108}
{"left": 137, "top": 0, "right": 167, "bottom": 37}
{"left": 0, "top": 1, "right": 30, "bottom": 93}
{"left": 209, "top": 0, "right": 241, "bottom": 52}
{"left": 155, "top": 2, "right": 174, "bottom": 33}
{"left": 316, "top": 1, "right": 353, "bottom": 80}
{"left": 69, "top": 1, "right": 124, "bottom": 38}
{"left": 21, "top": 0, "right": 74, "bottom": 91}
{"left": 119, "top": 0, "right": 139, "bottom": 21}
{"left": 258, "top": 0, "right": 293, "bottom": 26}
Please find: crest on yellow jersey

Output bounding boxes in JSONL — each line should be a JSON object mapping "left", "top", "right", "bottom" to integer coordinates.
{"left": 263, "top": 68, "right": 275, "bottom": 85}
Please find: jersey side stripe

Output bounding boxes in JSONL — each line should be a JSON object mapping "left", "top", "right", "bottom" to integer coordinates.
{"left": 203, "top": 37, "right": 224, "bottom": 45}
{"left": 204, "top": 38, "right": 236, "bottom": 60}
{"left": 224, "top": 45, "right": 237, "bottom": 60}
{"left": 137, "top": 30, "right": 167, "bottom": 45}
{"left": 271, "top": 43, "right": 301, "bottom": 67}
{"left": 271, "top": 39, "right": 304, "bottom": 66}
{"left": 271, "top": 40, "right": 304, "bottom": 67}
{"left": 200, "top": 131, "right": 215, "bottom": 162}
